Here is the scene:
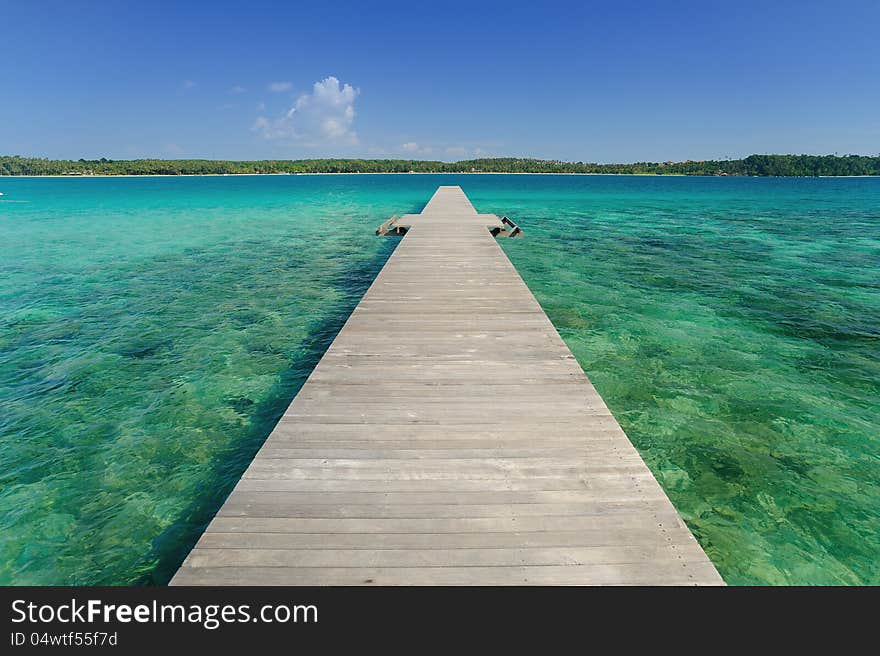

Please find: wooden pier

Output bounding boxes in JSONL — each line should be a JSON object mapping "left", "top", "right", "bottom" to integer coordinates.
{"left": 171, "top": 186, "right": 723, "bottom": 585}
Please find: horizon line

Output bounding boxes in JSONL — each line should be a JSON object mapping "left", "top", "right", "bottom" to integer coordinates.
{"left": 4, "top": 152, "right": 880, "bottom": 166}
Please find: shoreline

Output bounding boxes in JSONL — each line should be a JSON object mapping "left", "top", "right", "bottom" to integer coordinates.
{"left": 2, "top": 172, "right": 879, "bottom": 179}
{"left": 5, "top": 172, "right": 678, "bottom": 178}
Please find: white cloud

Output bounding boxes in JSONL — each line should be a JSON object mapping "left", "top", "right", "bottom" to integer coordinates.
{"left": 400, "top": 142, "right": 433, "bottom": 156}
{"left": 253, "top": 76, "right": 360, "bottom": 145}
{"left": 445, "top": 146, "right": 468, "bottom": 157}
{"left": 182, "top": 80, "right": 195, "bottom": 90}
{"left": 268, "top": 81, "right": 293, "bottom": 93}
{"left": 230, "top": 85, "right": 246, "bottom": 94}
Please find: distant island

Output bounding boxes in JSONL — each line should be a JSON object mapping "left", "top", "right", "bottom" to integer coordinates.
{"left": 2, "top": 154, "right": 879, "bottom": 177}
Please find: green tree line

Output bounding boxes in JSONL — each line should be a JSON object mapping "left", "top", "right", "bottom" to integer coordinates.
{"left": 2, "top": 154, "right": 879, "bottom": 176}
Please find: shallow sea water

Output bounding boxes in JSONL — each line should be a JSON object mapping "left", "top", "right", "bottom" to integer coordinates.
{"left": 0, "top": 174, "right": 877, "bottom": 584}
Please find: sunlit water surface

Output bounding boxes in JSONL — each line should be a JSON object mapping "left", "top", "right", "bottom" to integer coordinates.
{"left": 1, "top": 174, "right": 877, "bottom": 585}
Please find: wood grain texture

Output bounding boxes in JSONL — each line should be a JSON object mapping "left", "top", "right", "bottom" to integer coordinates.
{"left": 171, "top": 186, "right": 723, "bottom": 586}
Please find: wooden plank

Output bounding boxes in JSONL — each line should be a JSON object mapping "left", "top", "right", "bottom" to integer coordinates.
{"left": 172, "top": 564, "right": 721, "bottom": 586}
{"left": 200, "top": 513, "right": 692, "bottom": 534}
{"left": 171, "top": 186, "right": 723, "bottom": 586}
{"left": 195, "top": 529, "right": 704, "bottom": 550}
{"left": 183, "top": 545, "right": 709, "bottom": 568}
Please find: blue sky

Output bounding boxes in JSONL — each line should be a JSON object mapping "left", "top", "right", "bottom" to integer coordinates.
{"left": 2, "top": 0, "right": 878, "bottom": 162}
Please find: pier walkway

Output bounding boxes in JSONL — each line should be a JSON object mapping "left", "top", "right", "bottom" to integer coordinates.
{"left": 171, "top": 186, "right": 723, "bottom": 585}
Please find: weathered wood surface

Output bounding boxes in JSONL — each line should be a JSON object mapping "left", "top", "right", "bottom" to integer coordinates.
{"left": 172, "top": 186, "right": 723, "bottom": 586}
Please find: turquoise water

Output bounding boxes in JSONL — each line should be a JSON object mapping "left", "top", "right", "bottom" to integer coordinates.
{"left": 1, "top": 175, "right": 878, "bottom": 585}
